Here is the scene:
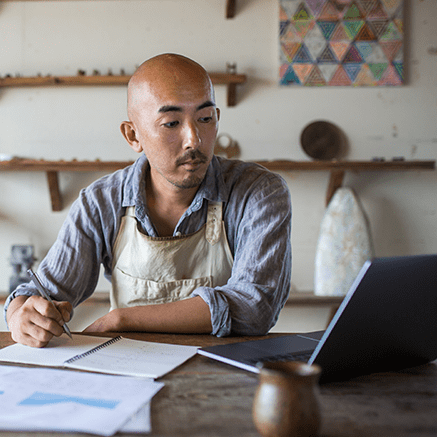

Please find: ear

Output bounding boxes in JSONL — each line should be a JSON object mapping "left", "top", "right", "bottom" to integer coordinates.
{"left": 216, "top": 107, "right": 221, "bottom": 122}
{"left": 120, "top": 121, "right": 142, "bottom": 153}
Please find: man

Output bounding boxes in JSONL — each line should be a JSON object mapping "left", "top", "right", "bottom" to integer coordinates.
{"left": 5, "top": 53, "right": 292, "bottom": 347}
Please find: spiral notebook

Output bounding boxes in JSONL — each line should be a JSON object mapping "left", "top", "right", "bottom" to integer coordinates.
{"left": 0, "top": 334, "right": 198, "bottom": 379}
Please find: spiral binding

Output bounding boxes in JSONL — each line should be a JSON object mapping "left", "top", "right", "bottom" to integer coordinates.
{"left": 64, "top": 336, "right": 122, "bottom": 364}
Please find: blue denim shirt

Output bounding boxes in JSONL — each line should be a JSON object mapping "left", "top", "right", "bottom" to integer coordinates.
{"left": 5, "top": 155, "right": 292, "bottom": 336}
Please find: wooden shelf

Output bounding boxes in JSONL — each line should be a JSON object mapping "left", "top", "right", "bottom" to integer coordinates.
{"left": 0, "top": 159, "right": 132, "bottom": 212}
{"left": 254, "top": 160, "right": 435, "bottom": 171}
{"left": 0, "top": 158, "right": 434, "bottom": 211}
{"left": 287, "top": 292, "right": 344, "bottom": 306}
{"left": 257, "top": 159, "right": 436, "bottom": 205}
{"left": 0, "top": 0, "right": 236, "bottom": 18}
{"left": 0, "top": 159, "right": 133, "bottom": 173}
{"left": 0, "top": 0, "right": 239, "bottom": 19}
{"left": 0, "top": 72, "right": 247, "bottom": 107}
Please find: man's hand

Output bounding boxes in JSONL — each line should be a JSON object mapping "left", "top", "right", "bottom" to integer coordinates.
{"left": 7, "top": 295, "right": 73, "bottom": 348}
{"left": 83, "top": 309, "right": 123, "bottom": 333}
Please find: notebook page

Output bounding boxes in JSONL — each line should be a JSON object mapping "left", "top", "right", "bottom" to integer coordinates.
{"left": 0, "top": 335, "right": 113, "bottom": 367}
{"left": 64, "top": 337, "right": 198, "bottom": 379}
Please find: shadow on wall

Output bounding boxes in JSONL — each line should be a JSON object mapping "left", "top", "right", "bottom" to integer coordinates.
{"left": 59, "top": 171, "right": 112, "bottom": 210}
{"left": 369, "top": 196, "right": 413, "bottom": 256}
{"left": 345, "top": 170, "right": 437, "bottom": 257}
{"left": 236, "top": 67, "right": 274, "bottom": 105}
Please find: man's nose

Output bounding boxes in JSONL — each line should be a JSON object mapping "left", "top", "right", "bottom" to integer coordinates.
{"left": 182, "top": 122, "right": 201, "bottom": 149}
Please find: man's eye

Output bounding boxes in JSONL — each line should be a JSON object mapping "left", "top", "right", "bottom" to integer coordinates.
{"left": 199, "top": 116, "right": 213, "bottom": 123}
{"left": 163, "top": 121, "right": 179, "bottom": 128}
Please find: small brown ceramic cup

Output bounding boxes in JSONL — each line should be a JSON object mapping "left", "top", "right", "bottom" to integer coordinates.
{"left": 252, "top": 361, "right": 322, "bottom": 437}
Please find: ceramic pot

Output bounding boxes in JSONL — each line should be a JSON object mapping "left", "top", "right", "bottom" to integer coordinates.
{"left": 252, "top": 361, "right": 322, "bottom": 437}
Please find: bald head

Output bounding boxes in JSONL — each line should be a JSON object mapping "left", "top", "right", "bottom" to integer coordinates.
{"left": 127, "top": 54, "right": 215, "bottom": 121}
{"left": 120, "top": 53, "right": 220, "bottom": 194}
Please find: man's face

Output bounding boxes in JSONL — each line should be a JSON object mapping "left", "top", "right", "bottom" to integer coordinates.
{"left": 128, "top": 75, "right": 220, "bottom": 191}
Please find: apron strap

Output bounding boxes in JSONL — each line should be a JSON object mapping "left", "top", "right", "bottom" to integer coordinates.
{"left": 205, "top": 201, "right": 223, "bottom": 245}
{"left": 125, "top": 206, "right": 136, "bottom": 217}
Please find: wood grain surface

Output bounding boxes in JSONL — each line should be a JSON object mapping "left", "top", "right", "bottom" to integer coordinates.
{"left": 0, "top": 332, "right": 436, "bottom": 437}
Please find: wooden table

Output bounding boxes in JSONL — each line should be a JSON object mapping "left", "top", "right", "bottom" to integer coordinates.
{"left": 1, "top": 331, "right": 436, "bottom": 437}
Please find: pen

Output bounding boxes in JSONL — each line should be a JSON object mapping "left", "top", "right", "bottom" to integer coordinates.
{"left": 27, "top": 268, "right": 73, "bottom": 339}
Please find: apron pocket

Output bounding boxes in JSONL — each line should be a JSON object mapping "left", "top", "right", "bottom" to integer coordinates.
{"left": 112, "top": 268, "right": 213, "bottom": 307}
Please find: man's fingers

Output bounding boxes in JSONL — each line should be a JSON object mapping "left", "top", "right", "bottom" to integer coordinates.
{"left": 15, "top": 303, "right": 64, "bottom": 337}
{"left": 7, "top": 295, "right": 73, "bottom": 348}
{"left": 11, "top": 329, "right": 50, "bottom": 348}
{"left": 53, "top": 301, "right": 73, "bottom": 323}
{"left": 30, "top": 310, "right": 65, "bottom": 337}
{"left": 30, "top": 295, "right": 64, "bottom": 322}
{"left": 10, "top": 318, "right": 53, "bottom": 348}
{"left": 9, "top": 296, "right": 66, "bottom": 346}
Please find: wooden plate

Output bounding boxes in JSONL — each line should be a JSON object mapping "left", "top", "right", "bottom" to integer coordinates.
{"left": 300, "top": 121, "right": 345, "bottom": 160}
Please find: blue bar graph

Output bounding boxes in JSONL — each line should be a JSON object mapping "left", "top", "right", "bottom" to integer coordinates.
{"left": 19, "top": 391, "right": 119, "bottom": 409}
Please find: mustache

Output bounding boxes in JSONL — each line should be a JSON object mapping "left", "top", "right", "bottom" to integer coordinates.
{"left": 176, "top": 150, "right": 209, "bottom": 166}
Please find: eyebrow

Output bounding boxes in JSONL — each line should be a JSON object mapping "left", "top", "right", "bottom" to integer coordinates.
{"left": 158, "top": 100, "right": 216, "bottom": 113}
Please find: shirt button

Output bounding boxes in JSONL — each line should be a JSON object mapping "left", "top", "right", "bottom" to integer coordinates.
{"left": 175, "top": 231, "right": 182, "bottom": 237}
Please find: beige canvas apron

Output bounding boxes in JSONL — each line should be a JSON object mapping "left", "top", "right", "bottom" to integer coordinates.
{"left": 110, "top": 201, "right": 234, "bottom": 310}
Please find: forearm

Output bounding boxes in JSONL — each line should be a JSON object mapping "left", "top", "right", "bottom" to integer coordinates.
{"left": 84, "top": 295, "right": 212, "bottom": 334}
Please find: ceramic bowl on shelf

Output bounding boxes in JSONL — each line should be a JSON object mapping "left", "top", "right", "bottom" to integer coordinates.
{"left": 300, "top": 120, "right": 348, "bottom": 161}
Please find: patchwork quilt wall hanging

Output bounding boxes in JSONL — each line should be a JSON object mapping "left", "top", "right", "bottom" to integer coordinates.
{"left": 279, "top": 0, "right": 404, "bottom": 86}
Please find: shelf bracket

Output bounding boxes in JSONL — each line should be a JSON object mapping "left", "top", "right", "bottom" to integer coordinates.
{"left": 46, "top": 171, "right": 63, "bottom": 212}
{"left": 326, "top": 169, "right": 345, "bottom": 206}
{"left": 226, "top": 0, "right": 236, "bottom": 18}
{"left": 227, "top": 83, "right": 237, "bottom": 107}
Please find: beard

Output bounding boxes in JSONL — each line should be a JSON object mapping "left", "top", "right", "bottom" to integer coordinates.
{"left": 172, "top": 176, "right": 204, "bottom": 189}
{"left": 171, "top": 149, "right": 210, "bottom": 189}
{"left": 151, "top": 149, "right": 211, "bottom": 190}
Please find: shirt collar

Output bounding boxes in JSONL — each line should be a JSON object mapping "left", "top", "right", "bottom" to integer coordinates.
{"left": 122, "top": 154, "right": 148, "bottom": 209}
{"left": 122, "top": 154, "right": 230, "bottom": 210}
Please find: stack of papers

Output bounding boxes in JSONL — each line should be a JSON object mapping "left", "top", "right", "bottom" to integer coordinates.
{"left": 0, "top": 365, "right": 163, "bottom": 435}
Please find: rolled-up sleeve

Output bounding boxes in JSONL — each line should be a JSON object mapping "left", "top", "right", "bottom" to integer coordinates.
{"left": 193, "top": 169, "right": 292, "bottom": 336}
{"left": 3, "top": 169, "right": 126, "bottom": 322}
{"left": 4, "top": 192, "right": 107, "bottom": 321}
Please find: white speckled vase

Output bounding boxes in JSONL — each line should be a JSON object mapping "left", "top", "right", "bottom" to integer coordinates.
{"left": 314, "top": 188, "right": 373, "bottom": 297}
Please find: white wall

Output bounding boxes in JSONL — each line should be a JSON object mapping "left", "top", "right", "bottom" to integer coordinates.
{"left": 0, "top": 0, "right": 436, "bottom": 294}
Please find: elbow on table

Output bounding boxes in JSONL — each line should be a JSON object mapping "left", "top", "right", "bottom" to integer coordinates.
{"left": 230, "top": 318, "right": 275, "bottom": 337}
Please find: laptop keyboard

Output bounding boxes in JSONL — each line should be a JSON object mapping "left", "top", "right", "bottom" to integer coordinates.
{"left": 245, "top": 350, "right": 314, "bottom": 365}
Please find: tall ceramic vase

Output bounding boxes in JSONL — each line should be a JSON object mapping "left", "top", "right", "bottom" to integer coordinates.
{"left": 314, "top": 187, "right": 373, "bottom": 297}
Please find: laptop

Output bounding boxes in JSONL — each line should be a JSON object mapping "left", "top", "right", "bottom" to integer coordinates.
{"left": 198, "top": 254, "right": 437, "bottom": 383}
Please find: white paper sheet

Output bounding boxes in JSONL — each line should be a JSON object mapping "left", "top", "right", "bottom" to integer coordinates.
{"left": 120, "top": 402, "right": 152, "bottom": 433}
{"left": 0, "top": 365, "right": 163, "bottom": 436}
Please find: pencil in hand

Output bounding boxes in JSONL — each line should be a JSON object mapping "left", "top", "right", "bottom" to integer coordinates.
{"left": 27, "top": 268, "right": 73, "bottom": 339}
